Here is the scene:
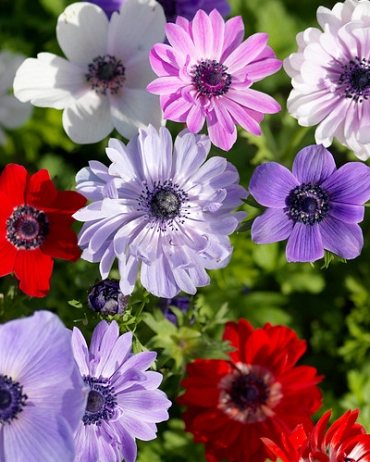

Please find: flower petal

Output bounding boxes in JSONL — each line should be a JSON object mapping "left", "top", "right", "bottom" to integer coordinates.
{"left": 252, "top": 208, "right": 293, "bottom": 244}
{"left": 57, "top": 3, "right": 109, "bottom": 65}
{"left": 286, "top": 223, "right": 324, "bottom": 262}
{"left": 249, "top": 163, "right": 298, "bottom": 207}
{"left": 292, "top": 144, "right": 337, "bottom": 184}
{"left": 319, "top": 216, "right": 363, "bottom": 260}
{"left": 321, "top": 162, "right": 370, "bottom": 204}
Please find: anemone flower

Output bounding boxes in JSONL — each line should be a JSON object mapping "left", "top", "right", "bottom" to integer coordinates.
{"left": 249, "top": 144, "right": 370, "bottom": 262}
{"left": 0, "top": 311, "right": 86, "bottom": 462}
{"left": 262, "top": 409, "right": 370, "bottom": 462}
{"left": 178, "top": 319, "right": 323, "bottom": 462}
{"left": 73, "top": 125, "right": 247, "bottom": 298}
{"left": 284, "top": 0, "right": 370, "bottom": 160}
{"left": 13, "top": 0, "right": 165, "bottom": 144}
{"left": 147, "top": 8, "right": 281, "bottom": 151}
{"left": 71, "top": 320, "right": 171, "bottom": 462}
{"left": 0, "top": 164, "right": 86, "bottom": 297}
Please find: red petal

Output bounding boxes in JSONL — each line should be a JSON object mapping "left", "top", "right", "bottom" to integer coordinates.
{"left": 47, "top": 190, "right": 87, "bottom": 214}
{"left": 0, "top": 238, "right": 17, "bottom": 277}
{"left": 26, "top": 169, "right": 57, "bottom": 208}
{"left": 13, "top": 249, "right": 53, "bottom": 297}
{"left": 41, "top": 226, "right": 81, "bottom": 261}
{"left": 0, "top": 164, "right": 28, "bottom": 206}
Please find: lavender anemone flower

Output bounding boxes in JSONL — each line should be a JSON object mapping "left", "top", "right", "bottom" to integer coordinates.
{"left": 87, "top": 0, "right": 230, "bottom": 21}
{"left": 71, "top": 320, "right": 171, "bottom": 462}
{"left": 284, "top": 0, "right": 370, "bottom": 160}
{"left": 73, "top": 125, "right": 247, "bottom": 298}
{"left": 249, "top": 144, "right": 370, "bottom": 262}
{"left": 147, "top": 8, "right": 282, "bottom": 151}
{"left": 13, "top": 0, "right": 165, "bottom": 144}
{"left": 0, "top": 311, "right": 86, "bottom": 462}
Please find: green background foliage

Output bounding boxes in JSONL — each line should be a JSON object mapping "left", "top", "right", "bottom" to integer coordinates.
{"left": 1, "top": 0, "right": 370, "bottom": 460}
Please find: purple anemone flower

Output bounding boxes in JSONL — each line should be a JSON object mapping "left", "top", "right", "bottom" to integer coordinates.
{"left": 73, "top": 125, "right": 247, "bottom": 298}
{"left": 0, "top": 311, "right": 86, "bottom": 462}
{"left": 249, "top": 144, "right": 370, "bottom": 262}
{"left": 87, "top": 0, "right": 230, "bottom": 21}
{"left": 71, "top": 320, "right": 171, "bottom": 462}
{"left": 147, "top": 9, "right": 282, "bottom": 151}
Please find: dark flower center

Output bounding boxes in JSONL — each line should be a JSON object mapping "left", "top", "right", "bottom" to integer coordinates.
{"left": 82, "top": 376, "right": 117, "bottom": 426}
{"left": 157, "top": 0, "right": 177, "bottom": 22}
{"left": 339, "top": 57, "right": 370, "bottom": 103}
{"left": 285, "top": 183, "right": 329, "bottom": 225}
{"left": 0, "top": 375, "right": 28, "bottom": 424}
{"left": 137, "top": 180, "right": 189, "bottom": 232}
{"left": 86, "top": 54, "right": 125, "bottom": 95}
{"left": 193, "top": 59, "right": 232, "bottom": 98}
{"left": 6, "top": 205, "right": 50, "bottom": 250}
{"left": 229, "top": 373, "right": 270, "bottom": 412}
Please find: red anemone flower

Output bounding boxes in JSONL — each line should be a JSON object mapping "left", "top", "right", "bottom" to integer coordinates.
{"left": 0, "top": 164, "right": 87, "bottom": 297}
{"left": 177, "top": 319, "right": 323, "bottom": 462}
{"left": 262, "top": 409, "right": 370, "bottom": 462}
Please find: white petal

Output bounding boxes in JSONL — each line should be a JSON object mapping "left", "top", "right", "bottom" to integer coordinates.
{"left": 13, "top": 52, "right": 86, "bottom": 109}
{"left": 108, "top": 0, "right": 166, "bottom": 63}
{"left": 63, "top": 91, "right": 113, "bottom": 143}
{"left": 57, "top": 2, "right": 109, "bottom": 64}
{"left": 110, "top": 88, "right": 163, "bottom": 140}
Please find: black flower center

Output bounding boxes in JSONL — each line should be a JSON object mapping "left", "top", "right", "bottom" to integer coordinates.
{"left": 157, "top": 0, "right": 177, "bottom": 22}
{"left": 137, "top": 180, "right": 189, "bottom": 232}
{"left": 285, "top": 183, "right": 329, "bottom": 225}
{"left": 229, "top": 373, "right": 270, "bottom": 412}
{"left": 86, "top": 54, "right": 125, "bottom": 95}
{"left": 0, "top": 375, "right": 28, "bottom": 424}
{"left": 82, "top": 376, "right": 117, "bottom": 426}
{"left": 339, "top": 57, "right": 370, "bottom": 103}
{"left": 151, "top": 190, "right": 180, "bottom": 220}
{"left": 6, "top": 205, "right": 50, "bottom": 250}
{"left": 193, "top": 59, "right": 232, "bottom": 98}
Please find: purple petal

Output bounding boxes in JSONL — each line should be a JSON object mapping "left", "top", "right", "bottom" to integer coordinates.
{"left": 292, "top": 144, "right": 337, "bottom": 184}
{"left": 252, "top": 208, "right": 293, "bottom": 243}
{"left": 71, "top": 327, "right": 90, "bottom": 376}
{"left": 224, "top": 33, "right": 269, "bottom": 72}
{"left": 329, "top": 202, "right": 364, "bottom": 224}
{"left": 192, "top": 9, "right": 214, "bottom": 58}
{"left": 286, "top": 223, "right": 324, "bottom": 262}
{"left": 221, "top": 16, "right": 245, "bottom": 60}
{"left": 3, "top": 411, "right": 75, "bottom": 462}
{"left": 249, "top": 163, "right": 298, "bottom": 207}
{"left": 319, "top": 216, "right": 364, "bottom": 260}
{"left": 321, "top": 162, "right": 370, "bottom": 204}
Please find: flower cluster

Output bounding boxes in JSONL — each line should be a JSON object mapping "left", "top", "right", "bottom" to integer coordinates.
{"left": 4, "top": 0, "right": 370, "bottom": 462}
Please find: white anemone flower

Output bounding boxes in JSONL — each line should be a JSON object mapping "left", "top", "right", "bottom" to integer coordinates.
{"left": 0, "top": 51, "right": 32, "bottom": 145}
{"left": 13, "top": 0, "right": 165, "bottom": 144}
